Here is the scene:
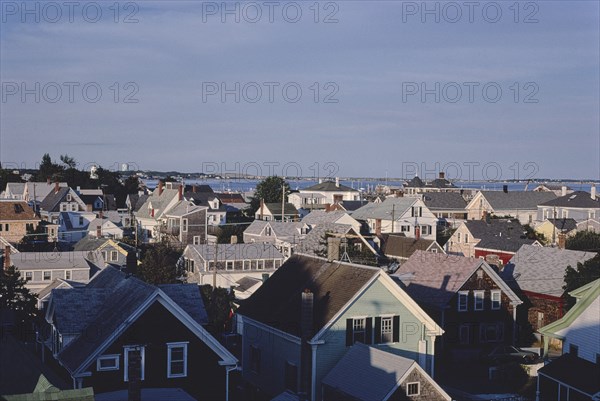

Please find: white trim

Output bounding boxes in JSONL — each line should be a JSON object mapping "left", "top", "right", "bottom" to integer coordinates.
{"left": 491, "top": 290, "right": 502, "bottom": 310}
{"left": 96, "top": 354, "right": 120, "bottom": 371}
{"left": 458, "top": 291, "right": 469, "bottom": 312}
{"left": 406, "top": 381, "right": 420, "bottom": 396}
{"left": 167, "top": 342, "right": 188, "bottom": 378}
{"left": 124, "top": 345, "right": 145, "bottom": 381}
{"left": 474, "top": 290, "right": 485, "bottom": 311}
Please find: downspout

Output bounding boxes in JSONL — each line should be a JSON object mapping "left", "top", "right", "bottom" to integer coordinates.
{"left": 535, "top": 372, "right": 540, "bottom": 401}
{"left": 512, "top": 304, "right": 518, "bottom": 344}
{"left": 225, "top": 364, "right": 237, "bottom": 401}
{"left": 308, "top": 340, "right": 325, "bottom": 401}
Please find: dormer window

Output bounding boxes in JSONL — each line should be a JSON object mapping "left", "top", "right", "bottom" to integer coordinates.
{"left": 66, "top": 194, "right": 72, "bottom": 201}
{"left": 265, "top": 226, "right": 272, "bottom": 236}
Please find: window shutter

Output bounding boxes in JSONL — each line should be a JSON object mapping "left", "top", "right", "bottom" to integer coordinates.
{"left": 393, "top": 316, "right": 400, "bottom": 343}
{"left": 374, "top": 317, "right": 382, "bottom": 344}
{"left": 365, "top": 317, "right": 373, "bottom": 344}
{"left": 346, "top": 319, "right": 353, "bottom": 346}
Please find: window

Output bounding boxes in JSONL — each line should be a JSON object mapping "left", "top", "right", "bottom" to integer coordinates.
{"left": 569, "top": 344, "right": 579, "bottom": 357}
{"left": 465, "top": 234, "right": 469, "bottom": 243}
{"left": 67, "top": 194, "right": 72, "bottom": 201}
{"left": 124, "top": 346, "right": 145, "bottom": 381}
{"left": 243, "top": 260, "right": 250, "bottom": 270}
{"left": 265, "top": 226, "right": 272, "bottom": 236}
{"left": 43, "top": 271, "right": 51, "bottom": 281}
{"left": 406, "top": 382, "right": 420, "bottom": 396}
{"left": 25, "top": 272, "right": 32, "bottom": 281}
{"left": 193, "top": 236, "right": 201, "bottom": 245}
{"left": 250, "top": 345, "right": 261, "bottom": 373}
{"left": 102, "top": 251, "right": 108, "bottom": 261}
{"left": 457, "top": 233, "right": 461, "bottom": 242}
{"left": 421, "top": 225, "right": 430, "bottom": 235}
{"left": 65, "top": 270, "right": 71, "bottom": 280}
{"left": 79, "top": 216, "right": 84, "bottom": 226}
{"left": 562, "top": 209, "right": 568, "bottom": 218}
{"left": 167, "top": 342, "right": 188, "bottom": 378}
{"left": 480, "top": 323, "right": 504, "bottom": 343}
{"left": 61, "top": 204, "right": 67, "bottom": 211}
{"left": 401, "top": 225, "right": 410, "bottom": 232}
{"left": 110, "top": 251, "right": 118, "bottom": 262}
{"left": 182, "top": 218, "right": 188, "bottom": 233}
{"left": 284, "top": 361, "right": 298, "bottom": 392}
{"left": 70, "top": 203, "right": 77, "bottom": 212}
{"left": 226, "top": 261, "right": 234, "bottom": 271}
{"left": 474, "top": 291, "right": 484, "bottom": 311}
{"left": 381, "top": 317, "right": 393, "bottom": 343}
{"left": 458, "top": 291, "right": 468, "bottom": 312}
{"left": 97, "top": 355, "right": 120, "bottom": 371}
{"left": 208, "top": 261, "right": 215, "bottom": 271}
{"left": 352, "top": 318, "right": 366, "bottom": 344}
{"left": 491, "top": 291, "right": 501, "bottom": 310}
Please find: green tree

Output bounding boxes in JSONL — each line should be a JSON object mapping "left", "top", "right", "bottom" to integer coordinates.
{"left": 37, "top": 153, "right": 63, "bottom": 181}
{"left": 199, "top": 285, "right": 236, "bottom": 335}
{"left": 249, "top": 176, "right": 290, "bottom": 215}
{"left": 59, "top": 154, "right": 77, "bottom": 169}
{"left": 0, "top": 265, "right": 38, "bottom": 337}
{"left": 563, "top": 255, "right": 600, "bottom": 310}
{"left": 136, "top": 241, "right": 184, "bottom": 285}
{"left": 566, "top": 231, "right": 600, "bottom": 252}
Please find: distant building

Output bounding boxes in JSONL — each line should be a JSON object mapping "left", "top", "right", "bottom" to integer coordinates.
{"left": 466, "top": 190, "right": 556, "bottom": 224}
{"left": 538, "top": 189, "right": 600, "bottom": 222}
{"left": 0, "top": 201, "right": 40, "bottom": 244}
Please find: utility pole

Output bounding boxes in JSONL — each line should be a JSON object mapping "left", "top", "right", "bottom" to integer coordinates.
{"left": 552, "top": 206, "right": 557, "bottom": 246}
{"left": 281, "top": 185, "right": 285, "bottom": 222}
{"left": 213, "top": 241, "right": 218, "bottom": 289}
{"left": 391, "top": 204, "right": 395, "bottom": 233}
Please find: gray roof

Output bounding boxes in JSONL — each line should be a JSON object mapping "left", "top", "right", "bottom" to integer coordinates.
{"left": 336, "top": 200, "right": 368, "bottom": 211}
{"left": 465, "top": 219, "right": 534, "bottom": 253}
{"left": 159, "top": 284, "right": 209, "bottom": 324}
{"left": 422, "top": 192, "right": 467, "bottom": 210}
{"left": 25, "top": 182, "right": 68, "bottom": 203}
{"left": 502, "top": 245, "right": 597, "bottom": 297}
{"left": 244, "top": 220, "right": 306, "bottom": 242}
{"left": 262, "top": 203, "right": 298, "bottom": 216}
{"left": 478, "top": 191, "right": 556, "bottom": 210}
{"left": 405, "top": 176, "right": 425, "bottom": 188}
{"left": 298, "top": 223, "right": 353, "bottom": 256}
{"left": 163, "top": 201, "right": 208, "bottom": 217}
{"left": 11, "top": 252, "right": 98, "bottom": 271}
{"left": 351, "top": 197, "right": 417, "bottom": 221}
{"left": 52, "top": 288, "right": 112, "bottom": 333}
{"left": 302, "top": 181, "right": 358, "bottom": 192}
{"left": 322, "top": 343, "right": 416, "bottom": 401}
{"left": 5, "top": 182, "right": 25, "bottom": 196}
{"left": 135, "top": 188, "right": 179, "bottom": 219}
{"left": 539, "top": 191, "right": 600, "bottom": 209}
{"left": 545, "top": 218, "right": 578, "bottom": 233}
{"left": 235, "top": 276, "right": 262, "bottom": 292}
{"left": 302, "top": 210, "right": 351, "bottom": 226}
{"left": 184, "top": 192, "right": 227, "bottom": 212}
{"left": 392, "top": 250, "right": 521, "bottom": 309}
{"left": 39, "top": 187, "right": 71, "bottom": 213}
{"left": 382, "top": 235, "right": 437, "bottom": 259}
{"left": 186, "top": 243, "right": 284, "bottom": 261}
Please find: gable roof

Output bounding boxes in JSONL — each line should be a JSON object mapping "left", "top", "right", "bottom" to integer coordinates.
{"left": 163, "top": 201, "right": 208, "bottom": 217}
{"left": 39, "top": 187, "right": 71, "bottom": 213}
{"left": 539, "top": 191, "right": 600, "bottom": 209}
{"left": 382, "top": 235, "right": 438, "bottom": 259}
{"left": 392, "top": 251, "right": 521, "bottom": 309}
{"left": 422, "top": 192, "right": 467, "bottom": 210}
{"left": 463, "top": 219, "right": 535, "bottom": 252}
{"left": 336, "top": 200, "right": 368, "bottom": 211}
{"left": 474, "top": 191, "right": 556, "bottom": 211}
{"left": 135, "top": 188, "right": 179, "bottom": 219}
{"left": 404, "top": 176, "right": 425, "bottom": 188}
{"left": 322, "top": 343, "right": 451, "bottom": 401}
{"left": 0, "top": 201, "right": 38, "bottom": 221}
{"left": 236, "top": 254, "right": 380, "bottom": 337}
{"left": 544, "top": 218, "right": 578, "bottom": 233}
{"left": 502, "top": 245, "right": 597, "bottom": 297}
{"left": 24, "top": 182, "right": 68, "bottom": 203}
{"left": 243, "top": 220, "right": 306, "bottom": 241}
{"left": 297, "top": 223, "right": 353, "bottom": 256}
{"left": 302, "top": 210, "right": 352, "bottom": 226}
{"left": 262, "top": 203, "right": 298, "bottom": 216}
{"left": 302, "top": 181, "right": 357, "bottom": 192}
{"left": 351, "top": 197, "right": 418, "bottom": 221}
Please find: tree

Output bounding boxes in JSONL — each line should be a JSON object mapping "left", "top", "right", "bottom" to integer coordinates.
{"left": 0, "top": 265, "right": 38, "bottom": 338}
{"left": 59, "top": 154, "right": 77, "bottom": 169}
{"left": 249, "top": 176, "right": 290, "bottom": 215}
{"left": 563, "top": 255, "right": 600, "bottom": 310}
{"left": 522, "top": 224, "right": 546, "bottom": 244}
{"left": 136, "top": 241, "right": 184, "bottom": 285}
{"left": 199, "top": 285, "right": 236, "bottom": 336}
{"left": 37, "top": 153, "right": 63, "bottom": 181}
{"left": 566, "top": 231, "right": 600, "bottom": 252}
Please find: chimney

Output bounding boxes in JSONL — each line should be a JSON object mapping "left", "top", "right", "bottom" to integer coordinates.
{"left": 158, "top": 181, "right": 164, "bottom": 196}
{"left": 99, "top": 210, "right": 103, "bottom": 219}
{"left": 54, "top": 182, "right": 60, "bottom": 194}
{"left": 96, "top": 225, "right": 102, "bottom": 238}
{"left": 335, "top": 177, "right": 340, "bottom": 188}
{"left": 230, "top": 235, "right": 237, "bottom": 244}
{"left": 324, "top": 203, "right": 331, "bottom": 212}
{"left": 561, "top": 186, "right": 567, "bottom": 197}
{"left": 259, "top": 199, "right": 264, "bottom": 220}
{"left": 375, "top": 219, "right": 382, "bottom": 236}
{"left": 439, "top": 171, "right": 445, "bottom": 180}
{"left": 178, "top": 184, "right": 183, "bottom": 201}
{"left": 3, "top": 246, "right": 11, "bottom": 269}
{"left": 558, "top": 233, "right": 566, "bottom": 250}
{"left": 326, "top": 237, "right": 340, "bottom": 262}
{"left": 415, "top": 226, "right": 421, "bottom": 240}
{"left": 300, "top": 289, "right": 314, "bottom": 400}
{"left": 46, "top": 177, "right": 51, "bottom": 185}
{"left": 193, "top": 185, "right": 197, "bottom": 193}
{"left": 503, "top": 185, "right": 508, "bottom": 193}
{"left": 318, "top": 178, "right": 323, "bottom": 184}
{"left": 482, "top": 210, "right": 488, "bottom": 221}
{"left": 592, "top": 185, "right": 597, "bottom": 200}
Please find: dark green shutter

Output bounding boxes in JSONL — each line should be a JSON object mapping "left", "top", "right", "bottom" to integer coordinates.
{"left": 365, "top": 317, "right": 373, "bottom": 344}
{"left": 393, "top": 316, "right": 400, "bottom": 343}
{"left": 374, "top": 317, "right": 382, "bottom": 344}
{"left": 346, "top": 319, "right": 353, "bottom": 346}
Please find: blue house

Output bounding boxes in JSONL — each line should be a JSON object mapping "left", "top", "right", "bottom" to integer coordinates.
{"left": 235, "top": 253, "right": 443, "bottom": 401}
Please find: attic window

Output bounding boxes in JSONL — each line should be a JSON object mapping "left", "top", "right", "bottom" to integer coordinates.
{"left": 13, "top": 204, "right": 23, "bottom": 213}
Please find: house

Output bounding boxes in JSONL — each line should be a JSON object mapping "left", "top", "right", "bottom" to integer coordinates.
{"left": 86, "top": 214, "right": 124, "bottom": 240}
{"left": 159, "top": 200, "right": 208, "bottom": 246}
{"left": 255, "top": 202, "right": 299, "bottom": 222}
{"left": 42, "top": 267, "right": 238, "bottom": 400}
{"left": 576, "top": 218, "right": 600, "bottom": 233}
{"left": 322, "top": 343, "right": 451, "bottom": 401}
{"left": 466, "top": 189, "right": 556, "bottom": 224}
{"left": 288, "top": 192, "right": 328, "bottom": 211}
{"left": 73, "top": 237, "right": 137, "bottom": 269}
{"left": 1, "top": 182, "right": 26, "bottom": 199}
{"left": 331, "top": 200, "right": 369, "bottom": 212}
{"left": 535, "top": 218, "right": 578, "bottom": 245}
{"left": 381, "top": 234, "right": 444, "bottom": 262}
{"left": 0, "top": 200, "right": 40, "bottom": 244}
{"left": 297, "top": 223, "right": 378, "bottom": 263}
{"left": 447, "top": 218, "right": 537, "bottom": 263}
{"left": 77, "top": 189, "right": 107, "bottom": 212}
{"left": 235, "top": 253, "right": 443, "bottom": 401}
{"left": 182, "top": 243, "right": 285, "bottom": 288}
{"left": 420, "top": 191, "right": 467, "bottom": 223}
{"left": 533, "top": 184, "right": 574, "bottom": 197}
{"left": 125, "top": 193, "right": 149, "bottom": 213}
{"left": 301, "top": 210, "right": 362, "bottom": 232}
{"left": 215, "top": 192, "right": 249, "bottom": 212}
{"left": 5, "top": 249, "right": 102, "bottom": 293}
{"left": 537, "top": 189, "right": 600, "bottom": 222}
{"left": 297, "top": 178, "right": 360, "bottom": 205}
{"left": 184, "top": 189, "right": 227, "bottom": 226}
{"left": 351, "top": 197, "right": 437, "bottom": 239}
{"left": 39, "top": 184, "right": 87, "bottom": 224}
{"left": 134, "top": 182, "right": 183, "bottom": 242}
{"left": 403, "top": 172, "right": 459, "bottom": 195}
{"left": 536, "top": 279, "right": 600, "bottom": 401}
{"left": 243, "top": 220, "right": 310, "bottom": 259}
{"left": 56, "top": 211, "right": 97, "bottom": 243}
{"left": 501, "top": 245, "right": 597, "bottom": 334}
{"left": 392, "top": 251, "right": 522, "bottom": 358}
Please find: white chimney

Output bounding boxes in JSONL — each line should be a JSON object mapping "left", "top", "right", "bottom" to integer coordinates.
{"left": 561, "top": 186, "right": 567, "bottom": 197}
{"left": 335, "top": 177, "right": 340, "bottom": 188}
{"left": 592, "top": 185, "right": 597, "bottom": 200}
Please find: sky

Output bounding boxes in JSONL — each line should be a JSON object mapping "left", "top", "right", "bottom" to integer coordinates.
{"left": 0, "top": 0, "right": 599, "bottom": 181}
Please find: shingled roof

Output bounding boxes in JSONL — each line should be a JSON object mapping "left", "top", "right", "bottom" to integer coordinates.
{"left": 236, "top": 254, "right": 380, "bottom": 337}
{"left": 382, "top": 235, "right": 438, "bottom": 259}
{"left": 422, "top": 192, "right": 466, "bottom": 210}
{"left": 0, "top": 201, "right": 38, "bottom": 221}
{"left": 539, "top": 191, "right": 600, "bottom": 209}
{"left": 477, "top": 191, "right": 556, "bottom": 210}
{"left": 302, "top": 181, "right": 357, "bottom": 192}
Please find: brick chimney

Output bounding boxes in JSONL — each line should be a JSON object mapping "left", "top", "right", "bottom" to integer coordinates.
{"left": 259, "top": 199, "right": 264, "bottom": 220}
{"left": 415, "top": 226, "right": 421, "bottom": 240}
{"left": 178, "top": 185, "right": 183, "bottom": 201}
{"left": 300, "top": 289, "right": 314, "bottom": 400}
{"left": 54, "top": 181, "right": 60, "bottom": 194}
{"left": 375, "top": 219, "right": 382, "bottom": 236}
{"left": 158, "top": 181, "right": 164, "bottom": 196}
{"left": 193, "top": 185, "right": 197, "bottom": 193}
{"left": 99, "top": 210, "right": 103, "bottom": 219}
{"left": 326, "top": 237, "right": 340, "bottom": 262}
{"left": 3, "top": 246, "right": 11, "bottom": 269}
{"left": 558, "top": 233, "right": 566, "bottom": 250}
{"left": 46, "top": 177, "right": 51, "bottom": 185}
{"left": 439, "top": 171, "right": 445, "bottom": 179}
{"left": 96, "top": 225, "right": 102, "bottom": 238}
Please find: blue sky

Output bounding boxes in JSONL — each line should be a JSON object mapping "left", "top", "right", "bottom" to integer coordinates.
{"left": 1, "top": 1, "right": 598, "bottom": 180}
